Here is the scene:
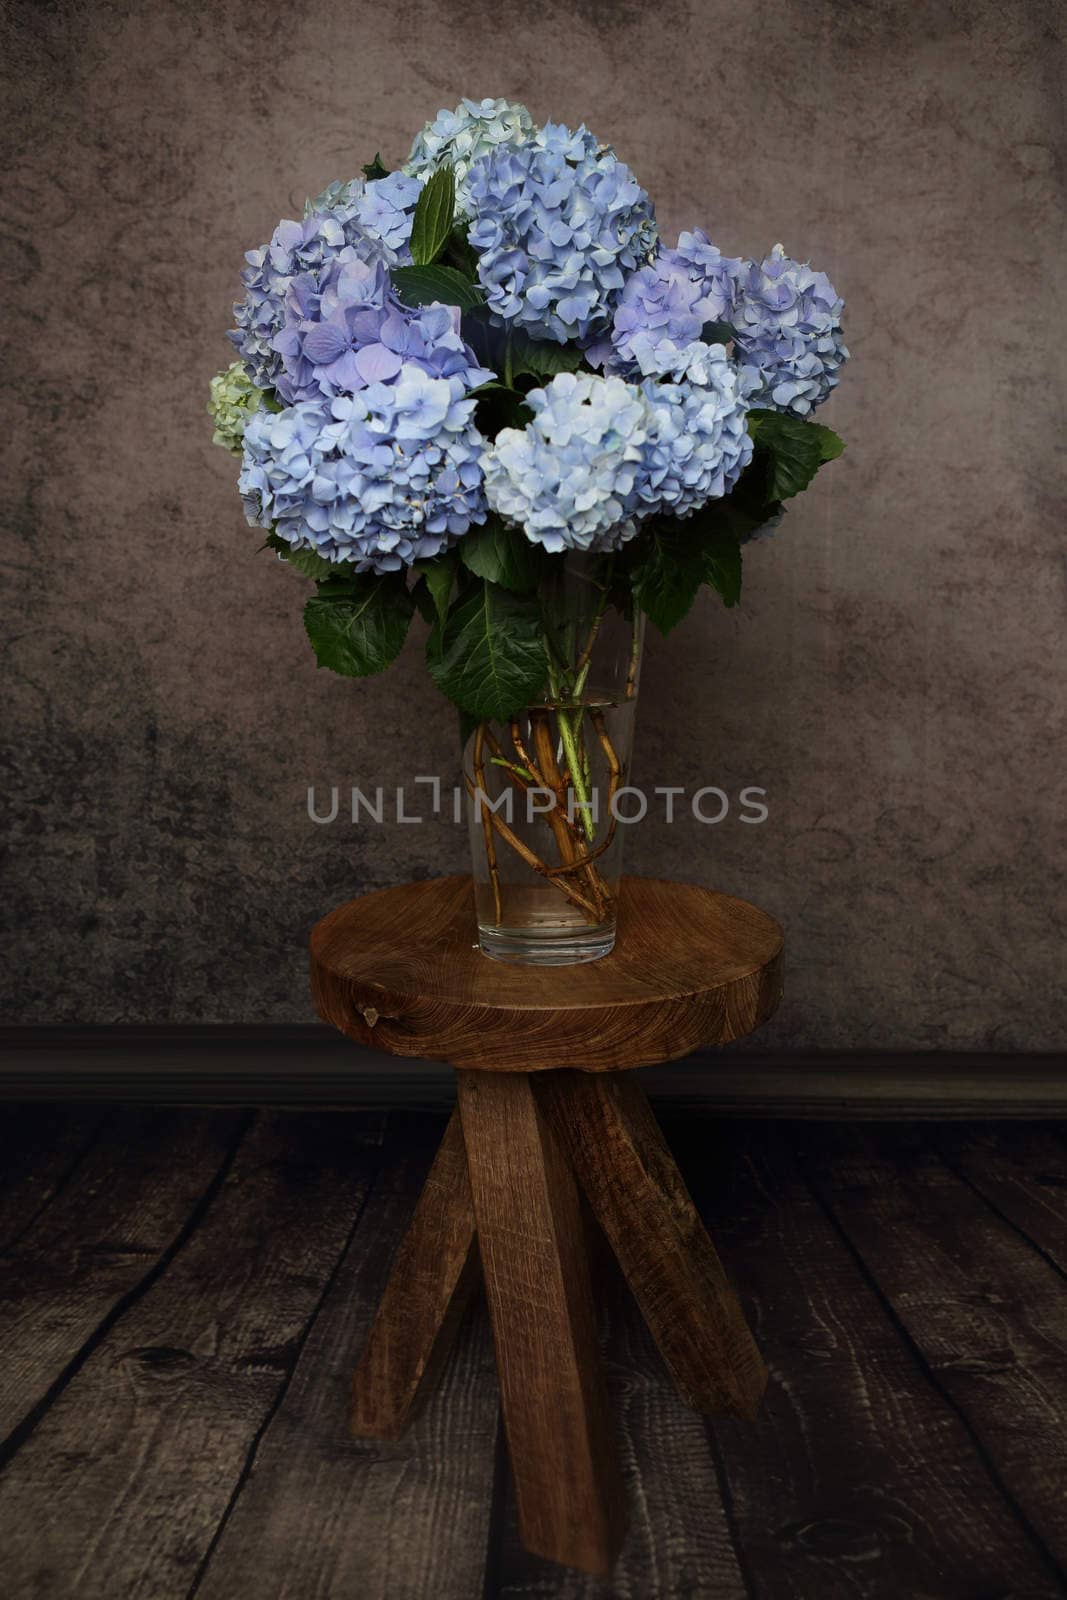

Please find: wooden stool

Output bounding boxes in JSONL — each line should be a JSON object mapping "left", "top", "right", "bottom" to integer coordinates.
{"left": 310, "top": 875, "right": 783, "bottom": 1575}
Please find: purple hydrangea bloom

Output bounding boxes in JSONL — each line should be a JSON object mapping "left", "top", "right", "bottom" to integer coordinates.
{"left": 269, "top": 255, "right": 492, "bottom": 405}
{"left": 731, "top": 243, "right": 848, "bottom": 416}
{"left": 238, "top": 366, "right": 488, "bottom": 572}
{"left": 594, "top": 230, "right": 743, "bottom": 373}
{"left": 465, "top": 124, "right": 657, "bottom": 346}
{"left": 228, "top": 176, "right": 421, "bottom": 390}
{"left": 483, "top": 372, "right": 649, "bottom": 552}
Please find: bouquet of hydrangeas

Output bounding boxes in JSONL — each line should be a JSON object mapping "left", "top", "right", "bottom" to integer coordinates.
{"left": 212, "top": 96, "right": 847, "bottom": 726}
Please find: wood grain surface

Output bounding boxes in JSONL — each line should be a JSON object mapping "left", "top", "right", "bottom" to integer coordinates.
{"left": 457, "top": 1071, "right": 628, "bottom": 1575}
{"left": 803, "top": 1124, "right": 1067, "bottom": 1575}
{"left": 311, "top": 875, "right": 783, "bottom": 1071}
{"left": 0, "top": 1112, "right": 385, "bottom": 1599}
{"left": 537, "top": 1071, "right": 767, "bottom": 1418}
{"left": 350, "top": 1109, "right": 479, "bottom": 1438}
{"left": 2, "top": 1110, "right": 1066, "bottom": 1598}
{"left": 676, "top": 1118, "right": 1067, "bottom": 1600}
{"left": 194, "top": 1112, "right": 501, "bottom": 1600}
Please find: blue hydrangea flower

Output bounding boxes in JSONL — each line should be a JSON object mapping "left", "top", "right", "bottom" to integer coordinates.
{"left": 405, "top": 97, "right": 534, "bottom": 205}
{"left": 482, "top": 372, "right": 650, "bottom": 553}
{"left": 626, "top": 334, "right": 731, "bottom": 385}
{"left": 465, "top": 124, "right": 657, "bottom": 346}
{"left": 731, "top": 244, "right": 848, "bottom": 415}
{"left": 238, "top": 366, "right": 488, "bottom": 572}
{"left": 635, "top": 348, "right": 753, "bottom": 519}
{"left": 594, "top": 230, "right": 743, "bottom": 373}
{"left": 270, "top": 255, "right": 492, "bottom": 405}
{"left": 229, "top": 176, "right": 421, "bottom": 390}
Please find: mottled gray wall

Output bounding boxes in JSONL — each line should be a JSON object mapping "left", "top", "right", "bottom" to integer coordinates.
{"left": 4, "top": 0, "right": 1064, "bottom": 1046}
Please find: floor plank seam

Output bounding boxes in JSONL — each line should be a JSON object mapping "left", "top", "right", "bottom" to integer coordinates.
{"left": 183, "top": 1144, "right": 388, "bottom": 1600}
{"left": 931, "top": 1136, "right": 1067, "bottom": 1288}
{"left": 702, "top": 1417, "right": 757, "bottom": 1600}
{"left": 0, "top": 1109, "right": 255, "bottom": 1474}
{"left": 801, "top": 1165, "right": 1067, "bottom": 1596}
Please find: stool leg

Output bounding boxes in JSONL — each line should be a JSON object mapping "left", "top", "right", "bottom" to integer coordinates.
{"left": 456, "top": 1071, "right": 627, "bottom": 1576}
{"left": 536, "top": 1070, "right": 767, "bottom": 1420}
{"left": 351, "top": 1110, "right": 479, "bottom": 1439}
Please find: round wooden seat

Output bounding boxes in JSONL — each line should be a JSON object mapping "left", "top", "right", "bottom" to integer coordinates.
{"left": 310, "top": 874, "right": 783, "bottom": 1072}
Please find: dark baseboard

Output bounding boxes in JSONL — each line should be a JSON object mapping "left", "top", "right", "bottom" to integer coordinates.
{"left": 0, "top": 1027, "right": 1064, "bottom": 1117}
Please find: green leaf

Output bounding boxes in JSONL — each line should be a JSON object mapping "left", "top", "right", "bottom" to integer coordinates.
{"left": 630, "top": 514, "right": 747, "bottom": 632}
{"left": 409, "top": 165, "right": 456, "bottom": 266}
{"left": 809, "top": 421, "right": 845, "bottom": 463}
{"left": 444, "top": 223, "right": 479, "bottom": 276}
{"left": 700, "top": 319, "right": 736, "bottom": 345}
{"left": 427, "top": 579, "right": 548, "bottom": 721}
{"left": 508, "top": 332, "right": 584, "bottom": 380}
{"left": 412, "top": 549, "right": 458, "bottom": 623}
{"left": 264, "top": 531, "right": 337, "bottom": 581}
{"left": 630, "top": 523, "right": 708, "bottom": 636}
{"left": 391, "top": 263, "right": 485, "bottom": 312}
{"left": 303, "top": 573, "right": 414, "bottom": 677}
{"left": 694, "top": 487, "right": 786, "bottom": 546}
{"left": 361, "top": 153, "right": 390, "bottom": 180}
{"left": 411, "top": 578, "right": 436, "bottom": 626}
{"left": 746, "top": 409, "right": 827, "bottom": 500}
{"left": 459, "top": 516, "right": 544, "bottom": 593}
{"left": 701, "top": 533, "right": 743, "bottom": 608}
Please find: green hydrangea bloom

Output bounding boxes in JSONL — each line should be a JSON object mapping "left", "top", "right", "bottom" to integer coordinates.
{"left": 208, "top": 362, "right": 263, "bottom": 453}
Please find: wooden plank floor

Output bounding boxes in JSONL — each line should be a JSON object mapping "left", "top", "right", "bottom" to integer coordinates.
{"left": 1, "top": 1107, "right": 1065, "bottom": 1599}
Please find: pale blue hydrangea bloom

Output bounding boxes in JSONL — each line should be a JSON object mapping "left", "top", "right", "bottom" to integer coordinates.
{"left": 270, "top": 255, "right": 492, "bottom": 405}
{"left": 483, "top": 372, "right": 649, "bottom": 552}
{"left": 626, "top": 334, "right": 730, "bottom": 385}
{"left": 731, "top": 243, "right": 848, "bottom": 415}
{"left": 208, "top": 362, "right": 263, "bottom": 453}
{"left": 229, "top": 176, "right": 421, "bottom": 389}
{"left": 635, "top": 348, "right": 753, "bottom": 519}
{"left": 593, "top": 230, "right": 743, "bottom": 373}
{"left": 465, "top": 123, "right": 657, "bottom": 346}
{"left": 239, "top": 366, "right": 487, "bottom": 572}
{"left": 405, "top": 97, "right": 534, "bottom": 205}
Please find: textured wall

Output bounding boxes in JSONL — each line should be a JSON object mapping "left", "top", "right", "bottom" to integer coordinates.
{"left": 4, "top": 0, "right": 1064, "bottom": 1046}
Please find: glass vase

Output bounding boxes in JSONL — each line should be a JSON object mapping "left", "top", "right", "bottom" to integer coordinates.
{"left": 463, "top": 554, "right": 644, "bottom": 965}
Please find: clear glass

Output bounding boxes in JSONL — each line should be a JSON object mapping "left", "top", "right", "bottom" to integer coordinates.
{"left": 463, "top": 554, "right": 644, "bottom": 965}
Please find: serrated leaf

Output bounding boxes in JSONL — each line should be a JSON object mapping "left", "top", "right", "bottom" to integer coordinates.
{"left": 427, "top": 580, "right": 548, "bottom": 721}
{"left": 412, "top": 549, "right": 458, "bottom": 623}
{"left": 303, "top": 573, "right": 414, "bottom": 677}
{"left": 391, "top": 263, "right": 485, "bottom": 312}
{"left": 459, "top": 517, "right": 544, "bottom": 593}
{"left": 809, "top": 422, "right": 845, "bottom": 463}
{"left": 630, "top": 524, "right": 708, "bottom": 636}
{"left": 362, "top": 153, "right": 389, "bottom": 180}
{"left": 746, "top": 409, "right": 827, "bottom": 499}
{"left": 509, "top": 333, "right": 584, "bottom": 380}
{"left": 409, "top": 165, "right": 456, "bottom": 266}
